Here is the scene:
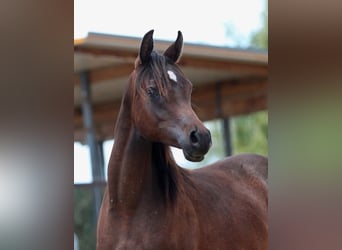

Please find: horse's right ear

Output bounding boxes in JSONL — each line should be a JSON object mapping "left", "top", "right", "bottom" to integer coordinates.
{"left": 164, "top": 31, "right": 183, "bottom": 63}
{"left": 139, "top": 29, "right": 154, "bottom": 65}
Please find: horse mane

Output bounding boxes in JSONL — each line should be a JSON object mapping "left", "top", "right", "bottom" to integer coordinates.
{"left": 151, "top": 142, "right": 179, "bottom": 205}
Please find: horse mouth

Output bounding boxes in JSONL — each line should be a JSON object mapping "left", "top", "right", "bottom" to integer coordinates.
{"left": 183, "top": 150, "right": 205, "bottom": 162}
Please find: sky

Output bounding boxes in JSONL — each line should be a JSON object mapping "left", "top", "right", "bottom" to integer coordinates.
{"left": 74, "top": 0, "right": 266, "bottom": 183}
{"left": 74, "top": 0, "right": 265, "bottom": 47}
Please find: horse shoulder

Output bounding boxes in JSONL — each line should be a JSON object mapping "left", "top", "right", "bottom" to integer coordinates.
{"left": 184, "top": 154, "right": 268, "bottom": 249}
{"left": 214, "top": 153, "right": 267, "bottom": 181}
{"left": 211, "top": 153, "right": 268, "bottom": 203}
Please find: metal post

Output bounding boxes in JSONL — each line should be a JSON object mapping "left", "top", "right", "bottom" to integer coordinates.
{"left": 79, "top": 71, "right": 104, "bottom": 222}
{"left": 98, "top": 140, "right": 105, "bottom": 177}
{"left": 215, "top": 82, "right": 233, "bottom": 157}
{"left": 222, "top": 117, "right": 232, "bottom": 156}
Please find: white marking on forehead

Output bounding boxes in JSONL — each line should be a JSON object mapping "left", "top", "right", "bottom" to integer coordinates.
{"left": 167, "top": 70, "right": 178, "bottom": 82}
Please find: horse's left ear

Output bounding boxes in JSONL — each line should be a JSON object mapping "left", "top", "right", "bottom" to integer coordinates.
{"left": 164, "top": 31, "right": 183, "bottom": 63}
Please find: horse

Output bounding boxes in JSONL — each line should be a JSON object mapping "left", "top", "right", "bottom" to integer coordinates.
{"left": 97, "top": 30, "right": 268, "bottom": 250}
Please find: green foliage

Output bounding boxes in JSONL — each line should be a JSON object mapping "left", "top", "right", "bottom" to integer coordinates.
{"left": 225, "top": 22, "right": 251, "bottom": 48}
{"left": 250, "top": 0, "right": 268, "bottom": 49}
{"left": 231, "top": 111, "right": 268, "bottom": 156}
{"left": 74, "top": 188, "right": 97, "bottom": 250}
{"left": 225, "top": 0, "right": 268, "bottom": 50}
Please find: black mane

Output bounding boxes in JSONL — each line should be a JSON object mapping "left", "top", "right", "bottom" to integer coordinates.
{"left": 151, "top": 142, "right": 179, "bottom": 205}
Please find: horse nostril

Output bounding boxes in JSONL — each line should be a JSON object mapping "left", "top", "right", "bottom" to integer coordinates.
{"left": 190, "top": 130, "right": 200, "bottom": 145}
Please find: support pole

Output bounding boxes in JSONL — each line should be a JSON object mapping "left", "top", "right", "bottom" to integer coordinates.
{"left": 215, "top": 82, "right": 233, "bottom": 157}
{"left": 222, "top": 117, "right": 232, "bottom": 156}
{"left": 80, "top": 71, "right": 104, "bottom": 222}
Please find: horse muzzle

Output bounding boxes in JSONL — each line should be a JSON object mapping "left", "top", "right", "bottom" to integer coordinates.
{"left": 182, "top": 128, "right": 212, "bottom": 162}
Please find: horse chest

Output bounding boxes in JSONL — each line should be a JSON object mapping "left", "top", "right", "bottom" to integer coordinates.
{"left": 118, "top": 214, "right": 196, "bottom": 249}
{"left": 100, "top": 203, "right": 198, "bottom": 250}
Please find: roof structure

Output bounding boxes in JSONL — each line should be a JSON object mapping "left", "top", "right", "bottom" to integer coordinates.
{"left": 74, "top": 32, "right": 268, "bottom": 142}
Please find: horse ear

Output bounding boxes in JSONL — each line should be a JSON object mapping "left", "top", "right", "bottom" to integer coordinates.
{"left": 139, "top": 29, "right": 154, "bottom": 64}
{"left": 164, "top": 31, "right": 183, "bottom": 63}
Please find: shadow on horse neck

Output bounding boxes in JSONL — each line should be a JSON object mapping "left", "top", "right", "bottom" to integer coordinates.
{"left": 151, "top": 142, "right": 179, "bottom": 204}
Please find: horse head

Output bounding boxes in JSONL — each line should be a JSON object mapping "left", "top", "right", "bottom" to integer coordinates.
{"left": 130, "top": 30, "right": 211, "bottom": 162}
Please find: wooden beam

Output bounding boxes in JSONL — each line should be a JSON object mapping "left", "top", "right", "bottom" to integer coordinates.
{"left": 74, "top": 46, "right": 137, "bottom": 59}
{"left": 74, "top": 47, "right": 267, "bottom": 86}
{"left": 74, "top": 63, "right": 134, "bottom": 85}
{"left": 74, "top": 101, "right": 121, "bottom": 129}
{"left": 191, "top": 78, "right": 267, "bottom": 104}
{"left": 192, "top": 93, "right": 267, "bottom": 122}
{"left": 74, "top": 59, "right": 267, "bottom": 86}
{"left": 179, "top": 57, "right": 268, "bottom": 76}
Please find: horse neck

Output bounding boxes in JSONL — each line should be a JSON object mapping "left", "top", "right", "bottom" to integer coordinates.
{"left": 107, "top": 83, "right": 181, "bottom": 212}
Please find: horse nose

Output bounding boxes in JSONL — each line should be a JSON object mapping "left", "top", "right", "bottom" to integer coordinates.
{"left": 189, "top": 128, "right": 212, "bottom": 153}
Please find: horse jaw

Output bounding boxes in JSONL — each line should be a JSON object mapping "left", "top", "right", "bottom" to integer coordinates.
{"left": 183, "top": 150, "right": 205, "bottom": 162}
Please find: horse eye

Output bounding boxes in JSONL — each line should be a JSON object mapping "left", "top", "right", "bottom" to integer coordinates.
{"left": 146, "top": 87, "right": 160, "bottom": 98}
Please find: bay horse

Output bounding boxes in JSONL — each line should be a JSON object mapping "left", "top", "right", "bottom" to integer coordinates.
{"left": 97, "top": 30, "right": 268, "bottom": 250}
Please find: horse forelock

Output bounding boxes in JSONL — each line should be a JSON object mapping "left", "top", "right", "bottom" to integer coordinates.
{"left": 133, "top": 51, "right": 184, "bottom": 100}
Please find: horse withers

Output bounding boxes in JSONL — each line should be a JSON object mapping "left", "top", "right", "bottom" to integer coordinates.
{"left": 97, "top": 30, "right": 268, "bottom": 250}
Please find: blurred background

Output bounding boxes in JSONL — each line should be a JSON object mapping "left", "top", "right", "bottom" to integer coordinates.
{"left": 74, "top": 0, "right": 268, "bottom": 249}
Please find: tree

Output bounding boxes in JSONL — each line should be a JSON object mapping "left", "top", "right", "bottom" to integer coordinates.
{"left": 231, "top": 111, "right": 268, "bottom": 156}
{"left": 228, "top": 0, "right": 268, "bottom": 156}
{"left": 250, "top": 0, "right": 268, "bottom": 49}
